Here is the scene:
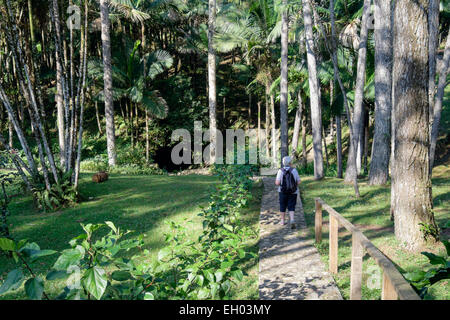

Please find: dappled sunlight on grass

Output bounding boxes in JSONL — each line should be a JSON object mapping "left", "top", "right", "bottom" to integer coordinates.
{"left": 299, "top": 165, "right": 449, "bottom": 300}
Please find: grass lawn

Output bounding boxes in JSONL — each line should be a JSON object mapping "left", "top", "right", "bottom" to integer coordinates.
{"left": 0, "top": 173, "right": 262, "bottom": 300}
{"left": 299, "top": 164, "right": 450, "bottom": 300}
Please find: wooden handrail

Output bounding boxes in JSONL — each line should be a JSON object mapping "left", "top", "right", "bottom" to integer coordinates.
{"left": 314, "top": 198, "right": 420, "bottom": 300}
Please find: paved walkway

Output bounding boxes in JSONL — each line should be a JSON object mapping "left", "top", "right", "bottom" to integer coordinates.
{"left": 258, "top": 177, "right": 342, "bottom": 300}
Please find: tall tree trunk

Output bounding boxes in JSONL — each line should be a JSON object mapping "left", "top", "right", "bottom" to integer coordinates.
{"left": 345, "top": 0, "right": 371, "bottom": 182}
{"left": 428, "top": 0, "right": 439, "bottom": 120}
{"left": 325, "top": 0, "right": 360, "bottom": 196}
{"left": 146, "top": 109, "right": 150, "bottom": 164}
{"left": 369, "top": 0, "right": 393, "bottom": 185}
{"left": 303, "top": 0, "right": 324, "bottom": 180}
{"left": 429, "top": 31, "right": 450, "bottom": 173}
{"left": 280, "top": 0, "right": 289, "bottom": 162}
{"left": 100, "top": 0, "right": 117, "bottom": 166}
{"left": 392, "top": 0, "right": 437, "bottom": 251}
{"left": 291, "top": 90, "right": 303, "bottom": 157}
{"left": 74, "top": 0, "right": 88, "bottom": 188}
{"left": 208, "top": 0, "right": 217, "bottom": 165}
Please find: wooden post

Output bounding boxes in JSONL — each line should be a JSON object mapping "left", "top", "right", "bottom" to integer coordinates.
{"left": 350, "top": 233, "right": 363, "bottom": 300}
{"left": 329, "top": 215, "right": 339, "bottom": 274}
{"left": 315, "top": 199, "right": 322, "bottom": 243}
{"left": 382, "top": 273, "right": 398, "bottom": 300}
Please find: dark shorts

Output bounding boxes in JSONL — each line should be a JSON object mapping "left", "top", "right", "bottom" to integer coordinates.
{"left": 279, "top": 192, "right": 297, "bottom": 212}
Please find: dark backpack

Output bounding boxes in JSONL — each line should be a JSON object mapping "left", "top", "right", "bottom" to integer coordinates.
{"left": 281, "top": 167, "right": 297, "bottom": 194}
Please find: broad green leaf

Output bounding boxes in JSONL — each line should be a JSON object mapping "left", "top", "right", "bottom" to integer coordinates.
{"left": 143, "top": 292, "right": 154, "bottom": 300}
{"left": 442, "top": 240, "right": 450, "bottom": 256}
{"left": 197, "top": 288, "right": 209, "bottom": 299}
{"left": 0, "top": 269, "right": 24, "bottom": 295}
{"left": 404, "top": 271, "right": 426, "bottom": 282}
{"left": 105, "top": 221, "right": 118, "bottom": 234}
{"left": 231, "top": 270, "right": 244, "bottom": 282}
{"left": 111, "top": 270, "right": 132, "bottom": 281}
{"left": 210, "top": 283, "right": 220, "bottom": 298}
{"left": 0, "top": 238, "right": 15, "bottom": 252}
{"left": 158, "top": 247, "right": 171, "bottom": 261}
{"left": 46, "top": 270, "right": 69, "bottom": 281}
{"left": 214, "top": 270, "right": 224, "bottom": 283}
{"left": 82, "top": 267, "right": 108, "bottom": 300}
{"left": 421, "top": 252, "right": 447, "bottom": 266}
{"left": 20, "top": 242, "right": 57, "bottom": 262}
{"left": 25, "top": 277, "right": 44, "bottom": 300}
{"left": 53, "top": 246, "right": 85, "bottom": 270}
{"left": 203, "top": 270, "right": 214, "bottom": 283}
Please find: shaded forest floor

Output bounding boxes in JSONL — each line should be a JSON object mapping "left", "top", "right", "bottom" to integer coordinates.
{"left": 0, "top": 174, "right": 262, "bottom": 300}
{"left": 300, "top": 164, "right": 449, "bottom": 300}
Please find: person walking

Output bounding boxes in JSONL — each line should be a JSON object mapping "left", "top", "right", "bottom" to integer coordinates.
{"left": 275, "top": 156, "right": 301, "bottom": 229}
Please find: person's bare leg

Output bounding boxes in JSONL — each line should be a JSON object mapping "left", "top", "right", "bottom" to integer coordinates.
{"left": 280, "top": 211, "right": 286, "bottom": 225}
{"left": 289, "top": 211, "right": 296, "bottom": 229}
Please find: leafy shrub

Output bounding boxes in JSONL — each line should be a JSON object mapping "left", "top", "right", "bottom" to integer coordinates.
{"left": 404, "top": 239, "right": 450, "bottom": 299}
{"left": 0, "top": 164, "right": 257, "bottom": 300}
{"left": 32, "top": 170, "right": 79, "bottom": 212}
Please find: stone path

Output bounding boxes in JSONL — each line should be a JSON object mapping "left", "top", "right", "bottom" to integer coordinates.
{"left": 258, "top": 177, "right": 342, "bottom": 300}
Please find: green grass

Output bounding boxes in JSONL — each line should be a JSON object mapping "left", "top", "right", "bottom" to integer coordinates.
{"left": 299, "top": 164, "right": 450, "bottom": 300}
{"left": 0, "top": 173, "right": 262, "bottom": 300}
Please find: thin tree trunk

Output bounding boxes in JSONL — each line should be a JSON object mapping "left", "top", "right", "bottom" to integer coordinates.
{"left": 323, "top": 126, "right": 329, "bottom": 169}
{"left": 429, "top": 30, "right": 450, "bottom": 173}
{"left": 265, "top": 92, "right": 270, "bottom": 160}
{"left": 369, "top": 0, "right": 393, "bottom": 185}
{"left": 322, "top": 0, "right": 360, "bottom": 196}
{"left": 270, "top": 93, "right": 277, "bottom": 166}
{"left": 100, "top": 0, "right": 117, "bottom": 166}
{"left": 392, "top": 0, "right": 437, "bottom": 251}
{"left": 303, "top": 0, "right": 324, "bottom": 180}
{"left": 74, "top": 0, "right": 88, "bottom": 188}
{"left": 301, "top": 115, "right": 307, "bottom": 169}
{"left": 345, "top": 0, "right": 371, "bottom": 182}
{"left": 336, "top": 115, "right": 343, "bottom": 178}
{"left": 208, "top": 0, "right": 217, "bottom": 165}
{"left": 280, "top": 0, "right": 289, "bottom": 162}
{"left": 146, "top": 109, "right": 150, "bottom": 164}
{"left": 291, "top": 90, "right": 303, "bottom": 157}
{"left": 95, "top": 101, "right": 103, "bottom": 135}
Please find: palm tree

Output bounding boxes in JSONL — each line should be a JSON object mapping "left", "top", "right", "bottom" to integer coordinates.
{"left": 302, "top": 0, "right": 323, "bottom": 180}
{"left": 208, "top": 0, "right": 217, "bottom": 165}
{"left": 344, "top": 0, "right": 371, "bottom": 181}
{"left": 369, "top": 0, "right": 392, "bottom": 185}
{"left": 215, "top": 0, "right": 280, "bottom": 166}
{"left": 89, "top": 39, "right": 173, "bottom": 159}
{"left": 279, "top": 0, "right": 289, "bottom": 162}
{"left": 100, "top": 0, "right": 117, "bottom": 166}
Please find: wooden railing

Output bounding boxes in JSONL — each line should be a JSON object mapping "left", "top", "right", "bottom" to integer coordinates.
{"left": 314, "top": 198, "right": 420, "bottom": 300}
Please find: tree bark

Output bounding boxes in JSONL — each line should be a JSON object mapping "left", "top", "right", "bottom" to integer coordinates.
{"left": 280, "top": 0, "right": 289, "bottom": 163}
{"left": 392, "top": 0, "right": 437, "bottom": 250}
{"left": 429, "top": 31, "right": 450, "bottom": 173}
{"left": 291, "top": 90, "right": 303, "bottom": 157}
{"left": 303, "top": 0, "right": 324, "bottom": 180}
{"left": 208, "top": 0, "right": 217, "bottom": 165}
{"left": 100, "top": 0, "right": 117, "bottom": 166}
{"left": 345, "top": 0, "right": 371, "bottom": 182}
{"left": 369, "top": 0, "right": 393, "bottom": 185}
